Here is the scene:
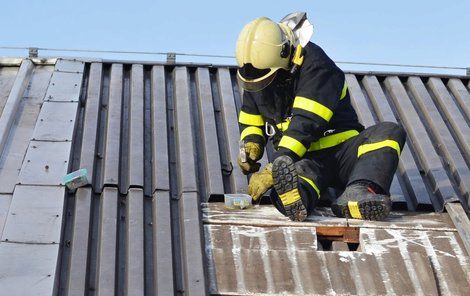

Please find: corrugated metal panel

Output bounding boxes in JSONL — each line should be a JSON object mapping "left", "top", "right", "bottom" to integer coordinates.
{"left": 1, "top": 58, "right": 469, "bottom": 295}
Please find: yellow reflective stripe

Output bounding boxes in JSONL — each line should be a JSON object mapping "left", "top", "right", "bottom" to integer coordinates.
{"left": 279, "top": 188, "right": 301, "bottom": 206}
{"left": 357, "top": 140, "right": 401, "bottom": 157}
{"left": 239, "top": 111, "right": 264, "bottom": 126}
{"left": 309, "top": 130, "right": 359, "bottom": 151}
{"left": 348, "top": 201, "right": 363, "bottom": 219}
{"left": 293, "top": 96, "right": 333, "bottom": 122}
{"left": 276, "top": 120, "right": 291, "bottom": 132}
{"left": 240, "top": 126, "right": 263, "bottom": 140}
{"left": 299, "top": 176, "right": 320, "bottom": 198}
{"left": 278, "top": 136, "right": 307, "bottom": 157}
{"left": 340, "top": 82, "right": 348, "bottom": 100}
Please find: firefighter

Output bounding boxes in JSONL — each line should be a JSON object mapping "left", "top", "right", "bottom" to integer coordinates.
{"left": 236, "top": 14, "right": 406, "bottom": 222}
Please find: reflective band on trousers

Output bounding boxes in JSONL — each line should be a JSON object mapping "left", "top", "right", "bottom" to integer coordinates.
{"left": 278, "top": 136, "right": 307, "bottom": 157}
{"left": 240, "top": 126, "right": 263, "bottom": 140}
{"left": 309, "top": 130, "right": 359, "bottom": 151}
{"left": 357, "top": 139, "right": 401, "bottom": 157}
{"left": 299, "top": 176, "right": 320, "bottom": 198}
{"left": 340, "top": 82, "right": 348, "bottom": 100}
{"left": 292, "top": 96, "right": 333, "bottom": 122}
{"left": 239, "top": 111, "right": 265, "bottom": 126}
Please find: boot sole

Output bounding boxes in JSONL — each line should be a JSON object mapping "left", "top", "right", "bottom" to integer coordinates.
{"left": 272, "top": 156, "right": 307, "bottom": 222}
{"left": 332, "top": 196, "right": 391, "bottom": 221}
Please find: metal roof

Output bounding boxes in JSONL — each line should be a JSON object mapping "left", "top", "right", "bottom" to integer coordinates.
{"left": 0, "top": 58, "right": 469, "bottom": 295}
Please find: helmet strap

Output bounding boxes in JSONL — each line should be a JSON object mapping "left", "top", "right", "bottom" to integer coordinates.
{"left": 290, "top": 45, "right": 304, "bottom": 75}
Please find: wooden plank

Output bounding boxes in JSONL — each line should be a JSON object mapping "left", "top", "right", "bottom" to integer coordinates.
{"left": 446, "top": 203, "right": 470, "bottom": 255}
{"left": 128, "top": 65, "right": 144, "bottom": 188}
{"left": 195, "top": 68, "right": 224, "bottom": 196}
{"left": 384, "top": 76, "right": 459, "bottom": 209}
{"left": 152, "top": 191, "right": 174, "bottom": 296}
{"left": 102, "top": 64, "right": 123, "bottom": 187}
{"left": 79, "top": 63, "right": 103, "bottom": 188}
{"left": 66, "top": 188, "right": 92, "bottom": 296}
{"left": 151, "top": 66, "right": 170, "bottom": 191}
{"left": 126, "top": 189, "right": 144, "bottom": 295}
{"left": 96, "top": 188, "right": 118, "bottom": 296}
{"left": 217, "top": 68, "right": 247, "bottom": 193}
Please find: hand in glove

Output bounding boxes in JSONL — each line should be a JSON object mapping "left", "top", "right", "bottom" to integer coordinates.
{"left": 248, "top": 163, "right": 273, "bottom": 201}
{"left": 238, "top": 142, "right": 263, "bottom": 175}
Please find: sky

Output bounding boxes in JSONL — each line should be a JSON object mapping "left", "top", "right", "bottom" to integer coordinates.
{"left": 0, "top": 0, "right": 468, "bottom": 75}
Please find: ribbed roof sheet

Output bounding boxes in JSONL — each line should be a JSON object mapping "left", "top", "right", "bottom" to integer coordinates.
{"left": 0, "top": 58, "right": 468, "bottom": 295}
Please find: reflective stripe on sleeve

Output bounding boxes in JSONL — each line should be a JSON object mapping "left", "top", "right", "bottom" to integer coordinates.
{"left": 240, "top": 126, "right": 264, "bottom": 140}
{"left": 357, "top": 139, "right": 401, "bottom": 157}
{"left": 340, "top": 82, "right": 348, "bottom": 100}
{"left": 292, "top": 96, "right": 333, "bottom": 122}
{"left": 309, "top": 130, "right": 359, "bottom": 151}
{"left": 278, "top": 135, "right": 307, "bottom": 157}
{"left": 299, "top": 176, "right": 321, "bottom": 198}
{"left": 238, "top": 111, "right": 265, "bottom": 126}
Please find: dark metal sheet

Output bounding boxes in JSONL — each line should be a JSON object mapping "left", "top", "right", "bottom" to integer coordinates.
{"left": 96, "top": 187, "right": 118, "bottom": 296}
{"left": 151, "top": 66, "right": 170, "bottom": 191}
{"left": 217, "top": 68, "right": 247, "bottom": 193}
{"left": 384, "top": 76, "right": 458, "bottom": 208}
{"left": 180, "top": 192, "right": 206, "bottom": 295}
{"left": 102, "top": 64, "right": 123, "bottom": 186}
{"left": 152, "top": 191, "right": 174, "bottom": 296}
{"left": 362, "top": 75, "right": 433, "bottom": 209}
{"left": 195, "top": 67, "right": 224, "bottom": 196}
{"left": 18, "top": 141, "right": 71, "bottom": 186}
{"left": 79, "top": 63, "right": 102, "bottom": 187}
{"left": 407, "top": 77, "right": 470, "bottom": 200}
{"left": 345, "top": 74, "right": 406, "bottom": 207}
{"left": 428, "top": 78, "right": 470, "bottom": 161}
{"left": 174, "top": 67, "right": 197, "bottom": 192}
{"left": 66, "top": 188, "right": 92, "bottom": 296}
{"left": 1, "top": 185, "right": 64, "bottom": 244}
{"left": 447, "top": 78, "right": 470, "bottom": 120}
{"left": 129, "top": 65, "right": 144, "bottom": 188}
{"left": 32, "top": 101, "right": 78, "bottom": 141}
{"left": 126, "top": 188, "right": 145, "bottom": 295}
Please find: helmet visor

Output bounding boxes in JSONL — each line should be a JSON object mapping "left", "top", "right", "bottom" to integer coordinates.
{"left": 237, "top": 63, "right": 277, "bottom": 92}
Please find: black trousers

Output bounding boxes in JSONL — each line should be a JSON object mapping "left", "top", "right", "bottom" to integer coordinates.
{"left": 270, "top": 122, "right": 406, "bottom": 215}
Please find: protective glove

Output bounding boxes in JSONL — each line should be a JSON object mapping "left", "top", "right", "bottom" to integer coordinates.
{"left": 248, "top": 163, "right": 273, "bottom": 201}
{"left": 237, "top": 142, "right": 263, "bottom": 175}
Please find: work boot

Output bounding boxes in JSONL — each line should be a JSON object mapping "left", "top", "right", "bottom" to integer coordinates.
{"left": 272, "top": 155, "right": 308, "bottom": 222}
{"left": 331, "top": 182, "right": 391, "bottom": 221}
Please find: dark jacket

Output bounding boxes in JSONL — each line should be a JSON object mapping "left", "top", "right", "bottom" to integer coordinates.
{"left": 238, "top": 42, "right": 364, "bottom": 160}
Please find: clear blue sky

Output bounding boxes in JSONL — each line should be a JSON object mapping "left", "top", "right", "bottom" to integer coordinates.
{"left": 1, "top": 0, "right": 468, "bottom": 74}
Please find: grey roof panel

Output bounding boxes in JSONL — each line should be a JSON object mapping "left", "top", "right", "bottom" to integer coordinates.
{"left": 0, "top": 194, "right": 12, "bottom": 238}
{"left": 0, "top": 243, "right": 59, "bottom": 296}
{"left": 31, "top": 101, "right": 79, "bottom": 141}
{"left": 44, "top": 71, "right": 83, "bottom": 102}
{"left": 1, "top": 185, "right": 64, "bottom": 244}
{"left": 18, "top": 140, "right": 71, "bottom": 186}
{"left": 55, "top": 58, "right": 85, "bottom": 73}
